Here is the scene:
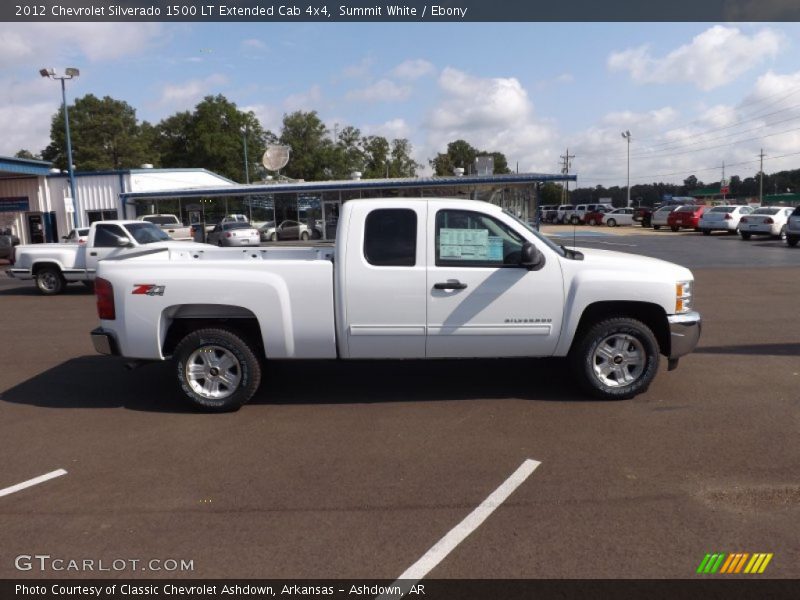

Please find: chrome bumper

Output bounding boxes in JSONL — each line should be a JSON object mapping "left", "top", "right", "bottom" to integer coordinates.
{"left": 90, "top": 327, "right": 119, "bottom": 356}
{"left": 667, "top": 311, "right": 702, "bottom": 363}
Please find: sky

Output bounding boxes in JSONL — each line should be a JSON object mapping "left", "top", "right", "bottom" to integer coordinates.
{"left": 3, "top": 21, "right": 800, "bottom": 188}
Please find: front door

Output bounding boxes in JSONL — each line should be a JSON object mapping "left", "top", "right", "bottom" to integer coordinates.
{"left": 426, "top": 203, "right": 564, "bottom": 358}
{"left": 85, "top": 223, "right": 131, "bottom": 274}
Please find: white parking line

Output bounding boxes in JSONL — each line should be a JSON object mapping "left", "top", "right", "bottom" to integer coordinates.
{"left": 377, "top": 458, "right": 541, "bottom": 598}
{"left": 0, "top": 469, "right": 68, "bottom": 499}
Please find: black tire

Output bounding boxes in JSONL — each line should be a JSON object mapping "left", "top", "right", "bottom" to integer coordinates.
{"left": 300, "top": 231, "right": 310, "bottom": 241}
{"left": 174, "top": 328, "right": 261, "bottom": 412}
{"left": 270, "top": 232, "right": 277, "bottom": 242}
{"left": 570, "top": 216, "right": 580, "bottom": 225}
{"left": 670, "top": 225, "right": 679, "bottom": 232}
{"left": 779, "top": 226, "right": 787, "bottom": 241}
{"left": 217, "top": 240, "right": 223, "bottom": 247}
{"left": 569, "top": 317, "right": 660, "bottom": 400}
{"left": 82, "top": 280, "right": 95, "bottom": 291}
{"left": 35, "top": 266, "right": 65, "bottom": 295}
{"left": 653, "top": 225, "right": 661, "bottom": 230}
{"left": 740, "top": 232, "right": 751, "bottom": 240}
{"left": 787, "top": 235, "right": 799, "bottom": 248}
{"left": 702, "top": 229, "right": 711, "bottom": 236}
{"left": 607, "top": 218, "right": 617, "bottom": 227}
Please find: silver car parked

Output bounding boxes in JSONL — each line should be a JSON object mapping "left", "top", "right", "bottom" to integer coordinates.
{"left": 206, "top": 222, "right": 260, "bottom": 247}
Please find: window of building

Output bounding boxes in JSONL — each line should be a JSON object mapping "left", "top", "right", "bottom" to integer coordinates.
{"left": 86, "top": 210, "right": 118, "bottom": 223}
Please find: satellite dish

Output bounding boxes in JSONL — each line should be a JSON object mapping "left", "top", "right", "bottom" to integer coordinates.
{"left": 262, "top": 145, "right": 290, "bottom": 172}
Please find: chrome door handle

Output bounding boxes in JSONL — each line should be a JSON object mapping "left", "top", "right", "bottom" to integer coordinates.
{"left": 434, "top": 281, "right": 467, "bottom": 290}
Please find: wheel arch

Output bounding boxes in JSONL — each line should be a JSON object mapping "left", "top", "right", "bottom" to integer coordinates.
{"left": 161, "top": 305, "right": 265, "bottom": 359}
{"left": 569, "top": 301, "right": 671, "bottom": 358}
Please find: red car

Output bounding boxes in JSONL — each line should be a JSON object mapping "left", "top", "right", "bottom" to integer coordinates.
{"left": 583, "top": 207, "right": 608, "bottom": 225}
{"left": 667, "top": 205, "right": 708, "bottom": 232}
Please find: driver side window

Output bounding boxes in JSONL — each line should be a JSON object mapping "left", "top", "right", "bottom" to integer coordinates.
{"left": 435, "top": 209, "right": 524, "bottom": 268}
{"left": 93, "top": 224, "right": 126, "bottom": 248}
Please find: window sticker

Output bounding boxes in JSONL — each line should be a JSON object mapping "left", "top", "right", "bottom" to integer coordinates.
{"left": 440, "top": 228, "right": 501, "bottom": 262}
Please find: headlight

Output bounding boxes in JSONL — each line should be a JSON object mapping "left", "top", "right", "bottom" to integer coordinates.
{"left": 675, "top": 280, "right": 692, "bottom": 313}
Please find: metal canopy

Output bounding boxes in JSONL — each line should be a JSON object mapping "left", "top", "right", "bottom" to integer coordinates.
{"left": 120, "top": 172, "right": 577, "bottom": 201}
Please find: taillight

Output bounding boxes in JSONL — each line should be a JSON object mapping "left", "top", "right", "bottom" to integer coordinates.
{"left": 95, "top": 277, "right": 116, "bottom": 320}
{"left": 740, "top": 217, "right": 748, "bottom": 223}
{"left": 764, "top": 217, "right": 774, "bottom": 224}
{"left": 226, "top": 232, "right": 232, "bottom": 238}
{"left": 724, "top": 213, "right": 732, "bottom": 220}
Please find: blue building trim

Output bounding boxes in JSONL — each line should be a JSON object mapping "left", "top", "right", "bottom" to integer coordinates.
{"left": 0, "top": 156, "right": 53, "bottom": 177}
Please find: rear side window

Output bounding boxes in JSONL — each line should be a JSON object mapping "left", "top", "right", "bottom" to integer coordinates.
{"left": 93, "top": 224, "right": 126, "bottom": 247}
{"left": 364, "top": 209, "right": 417, "bottom": 267}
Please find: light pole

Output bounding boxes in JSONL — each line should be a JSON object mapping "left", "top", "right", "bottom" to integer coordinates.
{"left": 40, "top": 67, "right": 80, "bottom": 228}
{"left": 241, "top": 124, "right": 250, "bottom": 184}
{"left": 621, "top": 130, "right": 631, "bottom": 207}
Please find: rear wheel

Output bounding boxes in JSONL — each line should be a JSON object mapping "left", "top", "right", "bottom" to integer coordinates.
{"left": 607, "top": 218, "right": 617, "bottom": 227}
{"left": 740, "top": 232, "right": 752, "bottom": 240}
{"left": 787, "top": 235, "right": 799, "bottom": 247}
{"left": 653, "top": 225, "right": 661, "bottom": 230}
{"left": 670, "top": 225, "right": 679, "bottom": 232}
{"left": 270, "top": 232, "right": 277, "bottom": 242}
{"left": 570, "top": 216, "right": 580, "bottom": 225}
{"left": 35, "top": 266, "right": 65, "bottom": 295}
{"left": 702, "top": 229, "right": 711, "bottom": 236}
{"left": 779, "top": 226, "right": 787, "bottom": 241}
{"left": 300, "top": 231, "right": 310, "bottom": 241}
{"left": 569, "top": 317, "right": 660, "bottom": 400}
{"left": 174, "top": 328, "right": 261, "bottom": 412}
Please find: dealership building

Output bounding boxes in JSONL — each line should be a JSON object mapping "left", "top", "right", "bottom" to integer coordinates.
{"left": 0, "top": 154, "right": 575, "bottom": 244}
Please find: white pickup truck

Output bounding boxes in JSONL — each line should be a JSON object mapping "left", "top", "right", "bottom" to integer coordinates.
{"left": 90, "top": 198, "right": 701, "bottom": 411}
{"left": 7, "top": 220, "right": 189, "bottom": 295}
{"left": 138, "top": 214, "right": 193, "bottom": 241}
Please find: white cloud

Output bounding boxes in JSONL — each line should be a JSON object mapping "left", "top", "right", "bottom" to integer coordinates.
{"left": 391, "top": 59, "right": 435, "bottom": 80}
{"left": 346, "top": 79, "right": 412, "bottom": 102}
{"left": 0, "top": 23, "right": 165, "bottom": 68}
{"left": 0, "top": 101, "right": 55, "bottom": 156}
{"left": 608, "top": 26, "right": 784, "bottom": 91}
{"left": 283, "top": 85, "right": 322, "bottom": 111}
{"left": 157, "top": 74, "right": 228, "bottom": 108}
{"left": 423, "top": 68, "right": 557, "bottom": 174}
{"left": 342, "top": 56, "right": 375, "bottom": 79}
{"left": 243, "top": 103, "right": 283, "bottom": 134}
{"left": 363, "top": 118, "right": 411, "bottom": 140}
{"left": 601, "top": 107, "right": 678, "bottom": 129}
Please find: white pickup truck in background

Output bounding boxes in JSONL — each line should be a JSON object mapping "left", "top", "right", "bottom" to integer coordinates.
{"left": 7, "top": 220, "right": 192, "bottom": 295}
{"left": 138, "top": 214, "right": 193, "bottom": 241}
{"left": 91, "top": 198, "right": 702, "bottom": 411}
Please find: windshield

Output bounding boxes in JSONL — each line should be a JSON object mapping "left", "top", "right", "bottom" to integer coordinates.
{"left": 123, "top": 222, "right": 171, "bottom": 244}
{"left": 143, "top": 216, "right": 178, "bottom": 226}
{"left": 752, "top": 208, "right": 778, "bottom": 215}
{"left": 503, "top": 209, "right": 565, "bottom": 256}
{"left": 711, "top": 206, "right": 735, "bottom": 212}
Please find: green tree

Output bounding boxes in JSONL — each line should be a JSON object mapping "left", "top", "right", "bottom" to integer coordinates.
{"left": 42, "top": 94, "right": 149, "bottom": 170}
{"left": 278, "top": 110, "right": 333, "bottom": 181}
{"left": 155, "top": 95, "right": 268, "bottom": 182}
{"left": 14, "top": 149, "right": 40, "bottom": 160}
{"left": 389, "top": 138, "right": 420, "bottom": 177}
{"left": 429, "top": 140, "right": 511, "bottom": 176}
{"left": 362, "top": 135, "right": 391, "bottom": 179}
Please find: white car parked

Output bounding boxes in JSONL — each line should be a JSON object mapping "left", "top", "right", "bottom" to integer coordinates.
{"left": 739, "top": 207, "right": 794, "bottom": 240}
{"left": 601, "top": 208, "right": 635, "bottom": 227}
{"left": 698, "top": 205, "right": 754, "bottom": 235}
{"left": 651, "top": 205, "right": 679, "bottom": 230}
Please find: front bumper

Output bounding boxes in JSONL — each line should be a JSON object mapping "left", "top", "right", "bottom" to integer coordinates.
{"left": 90, "top": 327, "right": 120, "bottom": 356}
{"left": 667, "top": 311, "right": 702, "bottom": 360}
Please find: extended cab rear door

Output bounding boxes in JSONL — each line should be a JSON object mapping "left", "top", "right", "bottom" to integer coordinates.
{"left": 425, "top": 201, "right": 564, "bottom": 358}
{"left": 341, "top": 201, "right": 427, "bottom": 359}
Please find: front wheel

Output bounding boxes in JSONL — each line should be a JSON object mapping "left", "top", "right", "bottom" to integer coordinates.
{"left": 779, "top": 226, "right": 787, "bottom": 241}
{"left": 174, "top": 328, "right": 262, "bottom": 412}
{"left": 569, "top": 317, "right": 660, "bottom": 400}
{"left": 787, "top": 235, "right": 799, "bottom": 247}
{"left": 35, "top": 266, "right": 66, "bottom": 295}
{"left": 607, "top": 218, "right": 617, "bottom": 227}
{"left": 300, "top": 231, "right": 310, "bottom": 241}
{"left": 740, "top": 232, "right": 751, "bottom": 240}
{"left": 702, "top": 229, "right": 711, "bottom": 236}
{"left": 670, "top": 225, "right": 679, "bottom": 232}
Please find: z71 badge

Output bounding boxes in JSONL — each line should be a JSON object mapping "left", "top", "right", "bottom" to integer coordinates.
{"left": 132, "top": 284, "right": 166, "bottom": 296}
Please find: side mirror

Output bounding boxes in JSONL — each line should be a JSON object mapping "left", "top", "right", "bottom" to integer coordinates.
{"left": 520, "top": 242, "right": 544, "bottom": 270}
{"left": 114, "top": 236, "right": 133, "bottom": 248}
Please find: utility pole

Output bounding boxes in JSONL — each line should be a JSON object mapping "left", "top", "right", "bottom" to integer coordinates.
{"left": 721, "top": 161, "right": 725, "bottom": 202}
{"left": 758, "top": 148, "right": 765, "bottom": 205}
{"left": 560, "top": 148, "right": 575, "bottom": 204}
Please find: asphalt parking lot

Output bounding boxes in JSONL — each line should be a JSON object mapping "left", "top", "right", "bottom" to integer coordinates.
{"left": 1, "top": 230, "right": 799, "bottom": 583}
